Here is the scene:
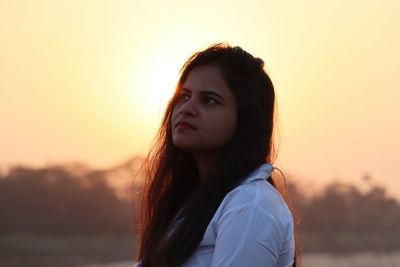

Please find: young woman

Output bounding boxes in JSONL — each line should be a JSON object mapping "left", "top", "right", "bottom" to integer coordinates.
{"left": 135, "top": 43, "right": 299, "bottom": 266}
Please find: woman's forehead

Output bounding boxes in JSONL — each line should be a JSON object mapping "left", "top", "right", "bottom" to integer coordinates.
{"left": 181, "top": 66, "right": 229, "bottom": 94}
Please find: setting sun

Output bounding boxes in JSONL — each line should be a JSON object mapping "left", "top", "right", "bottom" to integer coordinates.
{"left": 122, "top": 32, "right": 212, "bottom": 124}
{"left": 125, "top": 49, "right": 181, "bottom": 120}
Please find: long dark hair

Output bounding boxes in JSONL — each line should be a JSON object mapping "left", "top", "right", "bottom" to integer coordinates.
{"left": 136, "top": 43, "right": 300, "bottom": 266}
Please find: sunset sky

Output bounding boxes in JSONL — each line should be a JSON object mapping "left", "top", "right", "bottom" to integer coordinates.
{"left": 1, "top": 1, "right": 399, "bottom": 198}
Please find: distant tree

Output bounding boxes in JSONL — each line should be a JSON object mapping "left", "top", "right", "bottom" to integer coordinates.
{"left": 302, "top": 180, "right": 400, "bottom": 233}
{"left": 1, "top": 163, "right": 399, "bottom": 238}
{"left": 0, "top": 165, "right": 132, "bottom": 235}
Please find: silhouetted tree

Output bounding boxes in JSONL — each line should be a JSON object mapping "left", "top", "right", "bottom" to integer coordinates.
{"left": 301, "top": 181, "right": 400, "bottom": 233}
{"left": 0, "top": 165, "right": 132, "bottom": 235}
{"left": 1, "top": 162, "right": 399, "bottom": 241}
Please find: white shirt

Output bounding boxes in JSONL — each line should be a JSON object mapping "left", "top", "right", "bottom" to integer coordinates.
{"left": 135, "top": 163, "right": 295, "bottom": 267}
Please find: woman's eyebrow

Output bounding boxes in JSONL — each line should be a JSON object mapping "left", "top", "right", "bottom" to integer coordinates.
{"left": 181, "top": 87, "right": 224, "bottom": 100}
{"left": 181, "top": 87, "right": 190, "bottom": 92}
{"left": 199, "top": 90, "right": 224, "bottom": 101}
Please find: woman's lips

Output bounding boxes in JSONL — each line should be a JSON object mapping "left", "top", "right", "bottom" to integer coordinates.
{"left": 175, "top": 121, "right": 196, "bottom": 130}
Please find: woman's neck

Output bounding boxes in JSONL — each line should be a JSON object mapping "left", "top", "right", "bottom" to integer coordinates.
{"left": 192, "top": 153, "right": 218, "bottom": 181}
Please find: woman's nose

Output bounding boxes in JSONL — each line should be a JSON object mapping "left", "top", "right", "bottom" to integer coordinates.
{"left": 178, "top": 98, "right": 198, "bottom": 116}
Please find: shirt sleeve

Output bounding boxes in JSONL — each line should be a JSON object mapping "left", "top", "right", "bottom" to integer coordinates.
{"left": 210, "top": 188, "right": 284, "bottom": 267}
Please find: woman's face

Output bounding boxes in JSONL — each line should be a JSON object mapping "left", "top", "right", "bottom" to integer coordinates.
{"left": 171, "top": 65, "right": 237, "bottom": 156}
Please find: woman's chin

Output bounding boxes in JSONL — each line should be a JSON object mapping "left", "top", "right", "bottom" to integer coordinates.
{"left": 173, "top": 139, "right": 195, "bottom": 152}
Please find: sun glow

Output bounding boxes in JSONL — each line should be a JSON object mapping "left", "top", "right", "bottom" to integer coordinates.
{"left": 124, "top": 45, "right": 195, "bottom": 124}
{"left": 136, "top": 58, "right": 179, "bottom": 118}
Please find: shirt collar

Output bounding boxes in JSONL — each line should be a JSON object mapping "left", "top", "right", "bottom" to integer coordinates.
{"left": 241, "top": 163, "right": 275, "bottom": 184}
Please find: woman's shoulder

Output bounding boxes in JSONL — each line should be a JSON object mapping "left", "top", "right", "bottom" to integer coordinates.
{"left": 210, "top": 173, "right": 294, "bottom": 246}
{"left": 223, "top": 177, "right": 290, "bottom": 218}
{"left": 216, "top": 164, "right": 293, "bottom": 229}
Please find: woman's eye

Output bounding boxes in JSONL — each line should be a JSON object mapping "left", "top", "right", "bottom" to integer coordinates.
{"left": 178, "top": 94, "right": 190, "bottom": 102}
{"left": 205, "top": 97, "right": 218, "bottom": 104}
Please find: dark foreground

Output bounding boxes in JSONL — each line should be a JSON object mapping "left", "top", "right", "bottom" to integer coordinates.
{"left": 1, "top": 232, "right": 400, "bottom": 267}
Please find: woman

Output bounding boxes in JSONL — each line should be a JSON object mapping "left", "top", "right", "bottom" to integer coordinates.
{"left": 135, "top": 43, "right": 299, "bottom": 266}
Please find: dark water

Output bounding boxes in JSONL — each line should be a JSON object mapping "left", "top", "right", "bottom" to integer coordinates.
{"left": 81, "top": 252, "right": 400, "bottom": 267}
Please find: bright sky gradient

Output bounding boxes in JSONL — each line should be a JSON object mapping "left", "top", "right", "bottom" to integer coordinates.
{"left": 1, "top": 1, "right": 399, "bottom": 198}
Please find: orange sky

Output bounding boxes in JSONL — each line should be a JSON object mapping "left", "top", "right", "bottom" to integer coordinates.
{"left": 1, "top": 1, "right": 399, "bottom": 198}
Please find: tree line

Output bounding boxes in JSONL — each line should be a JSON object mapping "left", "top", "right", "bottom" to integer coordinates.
{"left": 0, "top": 165, "right": 133, "bottom": 234}
{"left": 1, "top": 162, "right": 399, "bottom": 236}
{"left": 285, "top": 179, "right": 400, "bottom": 234}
